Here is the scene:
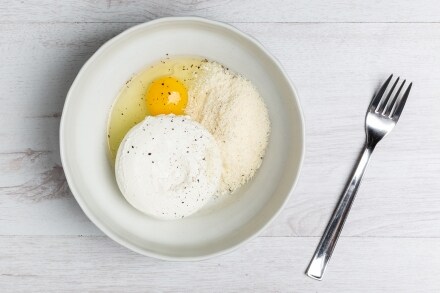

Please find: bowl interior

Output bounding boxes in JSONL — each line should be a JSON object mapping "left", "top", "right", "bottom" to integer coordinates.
{"left": 61, "top": 17, "right": 304, "bottom": 260}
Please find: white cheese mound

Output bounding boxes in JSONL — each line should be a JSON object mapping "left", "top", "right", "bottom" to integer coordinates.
{"left": 186, "top": 61, "right": 270, "bottom": 195}
{"left": 115, "top": 115, "right": 222, "bottom": 220}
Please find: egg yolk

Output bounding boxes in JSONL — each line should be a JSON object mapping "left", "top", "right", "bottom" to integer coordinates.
{"left": 146, "top": 76, "right": 188, "bottom": 115}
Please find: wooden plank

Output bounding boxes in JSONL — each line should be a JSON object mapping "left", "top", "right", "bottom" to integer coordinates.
{"left": 1, "top": 22, "right": 440, "bottom": 238}
{"left": 3, "top": 1, "right": 440, "bottom": 291}
{"left": 0, "top": 236, "right": 439, "bottom": 292}
{"left": 1, "top": 0, "right": 440, "bottom": 23}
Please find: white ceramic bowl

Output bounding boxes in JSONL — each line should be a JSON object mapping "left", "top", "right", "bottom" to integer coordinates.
{"left": 60, "top": 17, "right": 305, "bottom": 260}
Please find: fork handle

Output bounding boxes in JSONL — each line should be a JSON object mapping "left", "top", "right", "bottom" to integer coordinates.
{"left": 306, "top": 145, "right": 374, "bottom": 280}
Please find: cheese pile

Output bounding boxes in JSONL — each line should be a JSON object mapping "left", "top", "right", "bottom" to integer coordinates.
{"left": 186, "top": 61, "right": 270, "bottom": 195}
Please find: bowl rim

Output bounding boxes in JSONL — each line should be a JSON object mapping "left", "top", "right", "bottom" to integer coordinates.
{"left": 60, "top": 16, "right": 306, "bottom": 261}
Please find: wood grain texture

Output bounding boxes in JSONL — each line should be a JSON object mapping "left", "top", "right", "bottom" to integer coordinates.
{"left": 2, "top": 0, "right": 440, "bottom": 23}
{"left": 1, "top": 1, "right": 440, "bottom": 291}
{"left": 1, "top": 22, "right": 440, "bottom": 238}
{"left": 1, "top": 236, "right": 440, "bottom": 292}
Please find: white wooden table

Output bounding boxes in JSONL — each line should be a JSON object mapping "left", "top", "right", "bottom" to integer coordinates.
{"left": 1, "top": 1, "right": 440, "bottom": 291}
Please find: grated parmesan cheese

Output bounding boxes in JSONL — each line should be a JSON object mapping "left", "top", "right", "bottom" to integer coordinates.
{"left": 186, "top": 61, "right": 270, "bottom": 195}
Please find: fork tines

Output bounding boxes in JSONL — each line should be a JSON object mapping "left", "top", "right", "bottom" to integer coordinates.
{"left": 371, "top": 74, "right": 412, "bottom": 120}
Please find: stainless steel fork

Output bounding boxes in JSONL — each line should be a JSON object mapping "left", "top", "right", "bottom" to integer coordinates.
{"left": 306, "top": 75, "right": 413, "bottom": 280}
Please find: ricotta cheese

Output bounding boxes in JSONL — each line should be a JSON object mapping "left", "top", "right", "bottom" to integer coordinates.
{"left": 115, "top": 115, "right": 221, "bottom": 220}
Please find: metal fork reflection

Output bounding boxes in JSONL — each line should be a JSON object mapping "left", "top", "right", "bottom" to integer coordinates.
{"left": 306, "top": 75, "right": 413, "bottom": 280}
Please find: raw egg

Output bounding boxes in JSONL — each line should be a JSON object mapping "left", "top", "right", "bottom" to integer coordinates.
{"left": 146, "top": 76, "right": 188, "bottom": 115}
{"left": 107, "top": 56, "right": 204, "bottom": 162}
